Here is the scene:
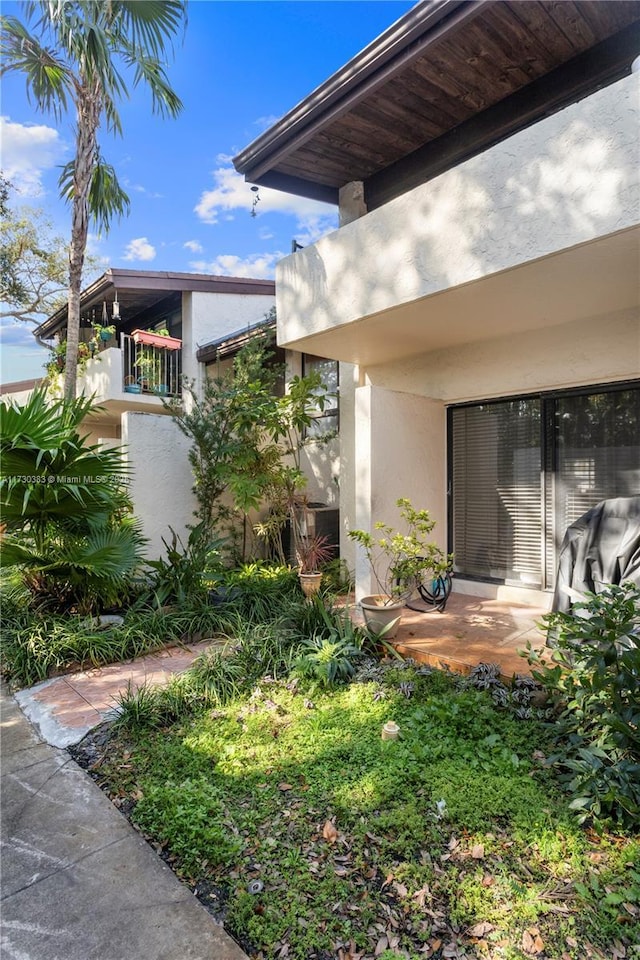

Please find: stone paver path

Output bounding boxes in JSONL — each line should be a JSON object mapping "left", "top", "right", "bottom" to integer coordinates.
{"left": 15, "top": 640, "right": 221, "bottom": 748}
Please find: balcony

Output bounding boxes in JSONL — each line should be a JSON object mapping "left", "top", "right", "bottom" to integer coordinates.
{"left": 77, "top": 334, "right": 182, "bottom": 411}
{"left": 122, "top": 333, "right": 182, "bottom": 398}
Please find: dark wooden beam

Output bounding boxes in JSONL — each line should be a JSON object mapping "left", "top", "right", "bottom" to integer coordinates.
{"left": 365, "top": 22, "right": 640, "bottom": 210}
{"left": 251, "top": 170, "right": 339, "bottom": 205}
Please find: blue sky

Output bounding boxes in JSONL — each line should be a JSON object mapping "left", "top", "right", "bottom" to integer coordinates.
{"left": 1, "top": 0, "right": 415, "bottom": 381}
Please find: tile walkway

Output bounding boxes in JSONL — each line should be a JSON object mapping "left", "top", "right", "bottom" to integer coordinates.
{"left": 15, "top": 639, "right": 222, "bottom": 748}
{"left": 354, "top": 592, "right": 550, "bottom": 678}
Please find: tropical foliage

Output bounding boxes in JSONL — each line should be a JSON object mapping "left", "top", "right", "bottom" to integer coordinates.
{"left": 528, "top": 583, "right": 640, "bottom": 830}
{"left": 170, "top": 316, "right": 334, "bottom": 563}
{"left": 1, "top": 1, "right": 186, "bottom": 396}
{"left": 0, "top": 388, "right": 146, "bottom": 612}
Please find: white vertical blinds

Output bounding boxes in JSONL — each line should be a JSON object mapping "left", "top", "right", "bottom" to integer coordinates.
{"left": 450, "top": 385, "right": 640, "bottom": 589}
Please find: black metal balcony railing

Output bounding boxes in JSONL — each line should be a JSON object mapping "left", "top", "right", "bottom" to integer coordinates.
{"left": 121, "top": 334, "right": 182, "bottom": 397}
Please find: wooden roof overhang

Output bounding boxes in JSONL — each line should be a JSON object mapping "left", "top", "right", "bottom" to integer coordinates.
{"left": 197, "top": 315, "right": 277, "bottom": 364}
{"left": 233, "top": 0, "right": 640, "bottom": 210}
{"left": 35, "top": 269, "right": 275, "bottom": 340}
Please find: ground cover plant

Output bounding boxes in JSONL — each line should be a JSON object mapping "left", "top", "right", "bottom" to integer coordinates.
{"left": 0, "top": 561, "right": 311, "bottom": 689}
{"left": 85, "top": 652, "right": 640, "bottom": 960}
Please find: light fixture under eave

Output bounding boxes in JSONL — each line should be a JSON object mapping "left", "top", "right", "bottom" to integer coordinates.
{"left": 250, "top": 184, "right": 261, "bottom": 218}
{"left": 112, "top": 291, "right": 120, "bottom": 320}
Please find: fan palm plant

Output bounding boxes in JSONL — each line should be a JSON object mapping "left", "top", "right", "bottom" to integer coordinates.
{"left": 1, "top": 1, "right": 186, "bottom": 398}
{"left": 1, "top": 388, "right": 146, "bottom": 613}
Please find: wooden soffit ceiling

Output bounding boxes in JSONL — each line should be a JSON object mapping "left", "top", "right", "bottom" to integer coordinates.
{"left": 234, "top": 0, "right": 640, "bottom": 209}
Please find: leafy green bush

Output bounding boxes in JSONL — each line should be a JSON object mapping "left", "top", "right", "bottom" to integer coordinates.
{"left": 215, "top": 562, "right": 300, "bottom": 621}
{"left": 294, "top": 599, "right": 368, "bottom": 688}
{"left": 1, "top": 388, "right": 146, "bottom": 613}
{"left": 528, "top": 583, "right": 640, "bottom": 829}
{"left": 143, "top": 523, "right": 226, "bottom": 608}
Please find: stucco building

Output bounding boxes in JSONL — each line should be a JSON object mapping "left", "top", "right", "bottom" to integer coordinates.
{"left": 234, "top": 0, "right": 640, "bottom": 605}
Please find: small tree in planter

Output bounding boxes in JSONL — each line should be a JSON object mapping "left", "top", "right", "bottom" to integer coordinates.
{"left": 349, "top": 498, "right": 452, "bottom": 637}
{"left": 295, "top": 527, "right": 335, "bottom": 597}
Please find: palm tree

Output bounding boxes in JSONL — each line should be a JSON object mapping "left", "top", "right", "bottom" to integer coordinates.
{"left": 1, "top": 1, "right": 186, "bottom": 398}
{"left": 1, "top": 387, "right": 147, "bottom": 612}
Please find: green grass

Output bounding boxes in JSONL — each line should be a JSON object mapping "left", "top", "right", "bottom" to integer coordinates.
{"left": 94, "top": 664, "right": 640, "bottom": 960}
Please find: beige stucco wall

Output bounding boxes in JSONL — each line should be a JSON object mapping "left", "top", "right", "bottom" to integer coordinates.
{"left": 365, "top": 308, "right": 639, "bottom": 403}
{"left": 181, "top": 291, "right": 275, "bottom": 399}
{"left": 277, "top": 74, "right": 639, "bottom": 344}
{"left": 351, "top": 385, "right": 445, "bottom": 598}
{"left": 122, "top": 411, "right": 196, "bottom": 560}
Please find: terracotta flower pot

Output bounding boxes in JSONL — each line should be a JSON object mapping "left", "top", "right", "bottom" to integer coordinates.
{"left": 131, "top": 329, "right": 181, "bottom": 350}
{"left": 299, "top": 571, "right": 323, "bottom": 598}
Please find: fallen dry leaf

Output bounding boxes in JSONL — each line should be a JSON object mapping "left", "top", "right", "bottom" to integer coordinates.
{"left": 471, "top": 843, "right": 485, "bottom": 859}
{"left": 278, "top": 782, "right": 293, "bottom": 792}
{"left": 374, "top": 935, "right": 388, "bottom": 955}
{"left": 413, "top": 885, "right": 430, "bottom": 908}
{"left": 323, "top": 820, "right": 338, "bottom": 843}
{"left": 468, "top": 921, "right": 494, "bottom": 938}
{"left": 393, "top": 881, "right": 409, "bottom": 898}
{"left": 522, "top": 928, "right": 544, "bottom": 955}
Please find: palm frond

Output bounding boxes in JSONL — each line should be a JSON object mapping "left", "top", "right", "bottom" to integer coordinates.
{"left": 58, "top": 157, "right": 131, "bottom": 233}
{"left": 0, "top": 15, "right": 73, "bottom": 118}
{"left": 117, "top": 1, "right": 187, "bottom": 58}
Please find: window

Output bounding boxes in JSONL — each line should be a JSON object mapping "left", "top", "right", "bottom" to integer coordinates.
{"left": 302, "top": 354, "right": 339, "bottom": 438}
{"left": 449, "top": 383, "right": 640, "bottom": 588}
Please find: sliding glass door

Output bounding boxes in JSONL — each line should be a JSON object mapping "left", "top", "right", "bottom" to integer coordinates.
{"left": 449, "top": 383, "right": 640, "bottom": 589}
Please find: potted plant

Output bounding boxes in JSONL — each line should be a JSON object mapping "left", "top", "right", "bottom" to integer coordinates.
{"left": 91, "top": 322, "right": 116, "bottom": 342}
{"left": 134, "top": 350, "right": 168, "bottom": 394}
{"left": 131, "top": 327, "right": 181, "bottom": 350}
{"left": 296, "top": 532, "right": 335, "bottom": 597}
{"left": 45, "top": 339, "right": 93, "bottom": 381}
{"left": 348, "top": 498, "right": 452, "bottom": 639}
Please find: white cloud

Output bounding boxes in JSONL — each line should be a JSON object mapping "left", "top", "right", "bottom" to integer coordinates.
{"left": 189, "top": 251, "right": 283, "bottom": 280}
{"left": 122, "top": 177, "right": 163, "bottom": 199}
{"left": 0, "top": 317, "right": 41, "bottom": 348}
{"left": 184, "top": 239, "right": 203, "bottom": 253}
{"left": 194, "top": 161, "right": 337, "bottom": 240}
{"left": 1, "top": 116, "right": 66, "bottom": 197}
{"left": 122, "top": 237, "right": 156, "bottom": 262}
{"left": 253, "top": 114, "right": 281, "bottom": 133}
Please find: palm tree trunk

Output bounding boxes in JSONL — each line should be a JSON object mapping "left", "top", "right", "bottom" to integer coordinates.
{"left": 64, "top": 88, "right": 100, "bottom": 400}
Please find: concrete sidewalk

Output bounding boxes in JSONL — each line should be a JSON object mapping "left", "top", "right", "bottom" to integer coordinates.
{"left": 1, "top": 681, "right": 248, "bottom": 960}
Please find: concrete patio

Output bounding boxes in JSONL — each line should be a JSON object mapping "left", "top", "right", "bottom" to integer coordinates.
{"left": 358, "top": 592, "right": 550, "bottom": 678}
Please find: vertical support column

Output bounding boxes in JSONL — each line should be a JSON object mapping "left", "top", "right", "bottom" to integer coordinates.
{"left": 338, "top": 180, "right": 367, "bottom": 226}
{"left": 352, "top": 384, "right": 447, "bottom": 600}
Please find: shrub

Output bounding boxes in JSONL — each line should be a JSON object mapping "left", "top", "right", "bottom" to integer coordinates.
{"left": 528, "top": 583, "right": 640, "bottom": 829}
{"left": 143, "top": 523, "right": 226, "bottom": 608}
